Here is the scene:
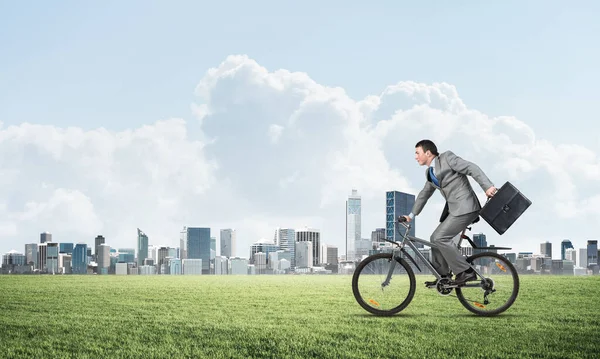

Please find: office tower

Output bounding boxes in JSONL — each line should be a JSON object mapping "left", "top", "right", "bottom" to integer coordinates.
{"left": 180, "top": 227, "right": 187, "bottom": 260}
{"left": 250, "top": 239, "right": 279, "bottom": 266}
{"left": 371, "top": 228, "right": 386, "bottom": 242}
{"left": 325, "top": 245, "right": 338, "bottom": 265}
{"left": 587, "top": 240, "right": 598, "bottom": 267}
{"left": 473, "top": 233, "right": 487, "bottom": 255}
{"left": 182, "top": 259, "right": 203, "bottom": 275}
{"left": 40, "top": 232, "right": 52, "bottom": 243}
{"left": 25, "top": 243, "right": 38, "bottom": 269}
{"left": 561, "top": 240, "right": 574, "bottom": 260}
{"left": 578, "top": 248, "right": 587, "bottom": 268}
{"left": 296, "top": 228, "right": 320, "bottom": 266}
{"left": 72, "top": 243, "right": 88, "bottom": 274}
{"left": 95, "top": 235, "right": 105, "bottom": 262}
{"left": 386, "top": 191, "right": 417, "bottom": 246}
{"left": 137, "top": 229, "right": 149, "bottom": 266}
{"left": 2, "top": 250, "right": 26, "bottom": 267}
{"left": 97, "top": 244, "right": 110, "bottom": 274}
{"left": 220, "top": 229, "right": 236, "bottom": 258}
{"left": 37, "top": 243, "right": 47, "bottom": 272}
{"left": 118, "top": 248, "right": 135, "bottom": 263}
{"left": 187, "top": 227, "right": 211, "bottom": 274}
{"left": 274, "top": 228, "right": 295, "bottom": 267}
{"left": 295, "top": 241, "right": 313, "bottom": 268}
{"left": 540, "top": 241, "right": 552, "bottom": 259}
{"left": 346, "top": 189, "right": 361, "bottom": 262}
{"left": 46, "top": 242, "right": 59, "bottom": 274}
{"left": 59, "top": 243, "right": 74, "bottom": 254}
{"left": 565, "top": 248, "right": 577, "bottom": 265}
{"left": 157, "top": 247, "right": 169, "bottom": 268}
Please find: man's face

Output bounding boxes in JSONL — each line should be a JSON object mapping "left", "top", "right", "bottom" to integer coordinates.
{"left": 415, "top": 146, "right": 430, "bottom": 166}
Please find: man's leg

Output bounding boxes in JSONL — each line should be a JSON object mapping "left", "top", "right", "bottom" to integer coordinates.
{"left": 430, "top": 211, "right": 479, "bottom": 275}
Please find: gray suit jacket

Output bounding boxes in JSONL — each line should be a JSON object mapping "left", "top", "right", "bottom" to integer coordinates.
{"left": 411, "top": 151, "right": 494, "bottom": 217}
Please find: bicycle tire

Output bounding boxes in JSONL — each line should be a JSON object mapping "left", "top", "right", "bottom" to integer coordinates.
{"left": 352, "top": 253, "right": 416, "bottom": 316}
{"left": 455, "top": 251, "right": 520, "bottom": 316}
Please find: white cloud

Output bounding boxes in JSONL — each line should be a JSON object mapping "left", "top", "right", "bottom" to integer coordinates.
{"left": 1, "top": 54, "right": 599, "bottom": 257}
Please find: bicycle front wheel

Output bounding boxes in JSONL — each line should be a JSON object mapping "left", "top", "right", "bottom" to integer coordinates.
{"left": 351, "top": 253, "right": 416, "bottom": 316}
{"left": 455, "top": 252, "right": 520, "bottom": 316}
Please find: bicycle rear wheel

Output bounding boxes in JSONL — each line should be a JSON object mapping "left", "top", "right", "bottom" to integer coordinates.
{"left": 455, "top": 252, "right": 519, "bottom": 316}
{"left": 352, "top": 253, "right": 416, "bottom": 316}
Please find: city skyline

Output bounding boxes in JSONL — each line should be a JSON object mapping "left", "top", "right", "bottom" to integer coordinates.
{"left": 1, "top": 2, "right": 599, "bottom": 261}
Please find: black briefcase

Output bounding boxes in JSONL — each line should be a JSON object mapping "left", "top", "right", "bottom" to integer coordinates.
{"left": 479, "top": 181, "right": 532, "bottom": 235}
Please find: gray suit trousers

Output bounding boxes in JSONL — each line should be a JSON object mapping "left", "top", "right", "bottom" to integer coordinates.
{"left": 430, "top": 211, "right": 479, "bottom": 275}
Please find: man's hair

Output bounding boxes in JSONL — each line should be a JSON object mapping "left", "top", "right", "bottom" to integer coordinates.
{"left": 415, "top": 139, "right": 439, "bottom": 156}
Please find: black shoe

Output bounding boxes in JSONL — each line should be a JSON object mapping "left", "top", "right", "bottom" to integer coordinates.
{"left": 424, "top": 274, "right": 451, "bottom": 287}
{"left": 453, "top": 269, "right": 477, "bottom": 285}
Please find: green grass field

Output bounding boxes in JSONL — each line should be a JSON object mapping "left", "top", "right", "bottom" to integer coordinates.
{"left": 1, "top": 274, "right": 598, "bottom": 358}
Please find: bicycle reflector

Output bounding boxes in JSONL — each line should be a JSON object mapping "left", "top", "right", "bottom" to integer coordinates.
{"left": 474, "top": 302, "right": 486, "bottom": 308}
{"left": 369, "top": 299, "right": 381, "bottom": 307}
{"left": 496, "top": 262, "right": 507, "bottom": 272}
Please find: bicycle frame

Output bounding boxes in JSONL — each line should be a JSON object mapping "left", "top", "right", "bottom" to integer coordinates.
{"left": 381, "top": 221, "right": 485, "bottom": 288}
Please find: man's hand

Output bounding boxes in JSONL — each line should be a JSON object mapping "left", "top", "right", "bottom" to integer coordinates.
{"left": 485, "top": 186, "right": 498, "bottom": 198}
{"left": 401, "top": 215, "right": 412, "bottom": 223}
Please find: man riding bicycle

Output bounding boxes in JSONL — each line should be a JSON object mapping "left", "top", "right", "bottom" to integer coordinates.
{"left": 401, "top": 140, "right": 497, "bottom": 286}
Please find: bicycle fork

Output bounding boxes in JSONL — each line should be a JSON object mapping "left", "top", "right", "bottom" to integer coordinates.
{"left": 381, "top": 248, "right": 402, "bottom": 288}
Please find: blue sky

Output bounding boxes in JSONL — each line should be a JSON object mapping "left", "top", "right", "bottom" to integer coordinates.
{"left": 1, "top": 1, "right": 599, "bottom": 259}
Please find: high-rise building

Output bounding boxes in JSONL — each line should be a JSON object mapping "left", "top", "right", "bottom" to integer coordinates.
{"left": 97, "top": 244, "right": 110, "bottom": 275}
{"left": 325, "top": 245, "right": 338, "bottom": 265}
{"left": 59, "top": 243, "right": 74, "bottom": 254}
{"left": 296, "top": 228, "right": 320, "bottom": 266}
{"left": 250, "top": 239, "right": 279, "bottom": 266}
{"left": 371, "top": 228, "right": 386, "bottom": 242}
{"left": 46, "top": 243, "right": 59, "bottom": 274}
{"left": 220, "top": 229, "right": 236, "bottom": 258}
{"left": 587, "top": 240, "right": 598, "bottom": 267}
{"left": 540, "top": 241, "right": 552, "bottom": 259}
{"left": 187, "top": 227, "right": 211, "bottom": 274}
{"left": 25, "top": 243, "right": 37, "bottom": 269}
{"left": 72, "top": 243, "right": 88, "bottom": 274}
{"left": 274, "top": 228, "right": 295, "bottom": 267}
{"left": 565, "top": 248, "right": 577, "bottom": 265}
{"left": 157, "top": 247, "right": 169, "bottom": 268}
{"left": 95, "top": 235, "right": 105, "bottom": 262}
{"left": 578, "top": 248, "right": 588, "bottom": 268}
{"left": 561, "top": 240, "right": 574, "bottom": 260}
{"left": 346, "top": 189, "right": 361, "bottom": 261}
{"left": 295, "top": 241, "right": 313, "bottom": 268}
{"left": 473, "top": 233, "right": 487, "bottom": 255}
{"left": 386, "top": 191, "right": 417, "bottom": 246}
{"left": 40, "top": 232, "right": 52, "bottom": 244}
{"left": 37, "top": 243, "right": 47, "bottom": 272}
{"left": 180, "top": 227, "right": 187, "bottom": 260}
{"left": 137, "top": 229, "right": 149, "bottom": 266}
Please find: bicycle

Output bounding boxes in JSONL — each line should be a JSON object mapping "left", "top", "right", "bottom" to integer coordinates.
{"left": 351, "top": 215, "right": 519, "bottom": 316}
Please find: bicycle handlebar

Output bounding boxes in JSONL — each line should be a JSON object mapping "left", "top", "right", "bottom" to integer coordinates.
{"left": 397, "top": 216, "right": 408, "bottom": 223}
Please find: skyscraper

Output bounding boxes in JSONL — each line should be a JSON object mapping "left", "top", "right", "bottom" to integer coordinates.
{"left": 587, "top": 240, "right": 598, "bottom": 267}
{"left": 46, "top": 242, "right": 59, "bottom": 274}
{"left": 137, "top": 229, "right": 148, "bottom": 266}
{"left": 95, "top": 235, "right": 105, "bottom": 262}
{"left": 274, "top": 228, "right": 295, "bottom": 267}
{"left": 97, "top": 244, "right": 110, "bottom": 275}
{"left": 40, "top": 232, "right": 52, "bottom": 244}
{"left": 59, "top": 243, "right": 74, "bottom": 254}
{"left": 541, "top": 241, "right": 552, "bottom": 259}
{"left": 296, "top": 228, "right": 320, "bottom": 266}
{"left": 220, "top": 229, "right": 236, "bottom": 258}
{"left": 72, "top": 243, "right": 88, "bottom": 274}
{"left": 386, "top": 191, "right": 416, "bottom": 244}
{"left": 25, "top": 243, "right": 37, "bottom": 269}
{"left": 473, "top": 233, "right": 487, "bottom": 256}
{"left": 187, "top": 227, "right": 211, "bottom": 274}
{"left": 561, "top": 240, "right": 574, "bottom": 260}
{"left": 346, "top": 189, "right": 361, "bottom": 261}
{"left": 180, "top": 227, "right": 187, "bottom": 260}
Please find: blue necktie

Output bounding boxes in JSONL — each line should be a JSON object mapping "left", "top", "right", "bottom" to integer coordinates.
{"left": 429, "top": 166, "right": 440, "bottom": 187}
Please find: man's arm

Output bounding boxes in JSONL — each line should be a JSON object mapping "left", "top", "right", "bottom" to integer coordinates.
{"left": 445, "top": 151, "right": 494, "bottom": 192}
{"left": 410, "top": 180, "right": 436, "bottom": 217}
